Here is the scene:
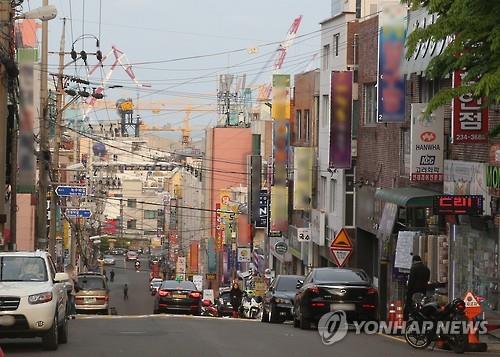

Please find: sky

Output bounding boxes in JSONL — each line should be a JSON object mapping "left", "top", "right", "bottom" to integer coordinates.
{"left": 27, "top": 0, "right": 331, "bottom": 141}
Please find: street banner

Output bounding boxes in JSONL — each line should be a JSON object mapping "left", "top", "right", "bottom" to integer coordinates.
{"left": 410, "top": 103, "right": 444, "bottom": 182}
{"left": 215, "top": 203, "right": 224, "bottom": 251}
{"left": 255, "top": 190, "right": 268, "bottom": 228}
{"left": 377, "top": 1, "right": 406, "bottom": 122}
{"left": 329, "top": 71, "right": 353, "bottom": 169}
{"left": 270, "top": 186, "right": 288, "bottom": 233}
{"left": 271, "top": 74, "right": 291, "bottom": 119}
{"left": 452, "top": 70, "right": 489, "bottom": 144}
{"left": 293, "top": 147, "right": 313, "bottom": 209}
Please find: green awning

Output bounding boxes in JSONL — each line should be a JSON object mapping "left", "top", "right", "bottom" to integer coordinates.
{"left": 374, "top": 187, "right": 438, "bottom": 208}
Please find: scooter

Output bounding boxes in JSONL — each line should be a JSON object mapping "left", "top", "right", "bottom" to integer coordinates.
{"left": 201, "top": 300, "right": 218, "bottom": 317}
{"left": 404, "top": 293, "right": 468, "bottom": 354}
{"left": 240, "top": 296, "right": 262, "bottom": 319}
{"left": 135, "top": 261, "right": 141, "bottom": 271}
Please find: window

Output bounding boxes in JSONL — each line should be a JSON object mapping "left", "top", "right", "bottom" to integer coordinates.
{"left": 127, "top": 199, "right": 137, "bottom": 208}
{"left": 363, "top": 83, "right": 377, "bottom": 125}
{"left": 329, "top": 180, "right": 336, "bottom": 212}
{"left": 322, "top": 44, "right": 330, "bottom": 70}
{"left": 295, "top": 110, "right": 302, "bottom": 141}
{"left": 320, "top": 176, "right": 327, "bottom": 209}
{"left": 400, "top": 129, "right": 411, "bottom": 177}
{"left": 127, "top": 219, "right": 137, "bottom": 229}
{"left": 304, "top": 109, "right": 311, "bottom": 143}
{"left": 322, "top": 95, "right": 329, "bottom": 127}
{"left": 144, "top": 210, "right": 157, "bottom": 220}
{"left": 334, "top": 34, "right": 340, "bottom": 56}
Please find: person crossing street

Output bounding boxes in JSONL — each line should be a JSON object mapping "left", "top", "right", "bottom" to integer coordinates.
{"left": 123, "top": 283, "right": 129, "bottom": 300}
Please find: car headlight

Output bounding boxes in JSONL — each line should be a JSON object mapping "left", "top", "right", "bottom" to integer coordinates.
{"left": 28, "top": 292, "right": 53, "bottom": 305}
{"left": 274, "top": 298, "right": 290, "bottom": 305}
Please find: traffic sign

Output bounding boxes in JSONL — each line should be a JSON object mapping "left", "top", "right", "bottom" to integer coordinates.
{"left": 297, "top": 227, "right": 311, "bottom": 242}
{"left": 65, "top": 208, "right": 92, "bottom": 219}
{"left": 463, "top": 291, "right": 481, "bottom": 320}
{"left": 330, "top": 228, "right": 353, "bottom": 267}
{"left": 55, "top": 185, "right": 87, "bottom": 197}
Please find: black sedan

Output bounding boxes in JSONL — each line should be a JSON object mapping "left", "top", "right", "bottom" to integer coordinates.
{"left": 216, "top": 289, "right": 234, "bottom": 317}
{"left": 293, "top": 267, "right": 378, "bottom": 329}
{"left": 261, "top": 274, "right": 303, "bottom": 323}
{"left": 153, "top": 280, "right": 202, "bottom": 315}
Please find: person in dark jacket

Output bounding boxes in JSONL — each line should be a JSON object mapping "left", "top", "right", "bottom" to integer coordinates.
{"left": 229, "top": 282, "right": 243, "bottom": 318}
{"left": 404, "top": 255, "right": 430, "bottom": 320}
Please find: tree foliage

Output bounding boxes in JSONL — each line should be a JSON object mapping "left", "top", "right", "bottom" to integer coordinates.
{"left": 405, "top": 0, "right": 500, "bottom": 115}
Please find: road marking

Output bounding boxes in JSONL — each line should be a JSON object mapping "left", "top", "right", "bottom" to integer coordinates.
{"left": 74, "top": 314, "right": 260, "bottom": 322}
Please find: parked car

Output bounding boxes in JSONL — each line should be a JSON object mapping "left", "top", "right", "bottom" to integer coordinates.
{"left": 0, "top": 251, "right": 69, "bottom": 350}
{"left": 261, "top": 275, "right": 303, "bottom": 323}
{"left": 126, "top": 251, "right": 138, "bottom": 261}
{"left": 75, "top": 273, "right": 109, "bottom": 315}
{"left": 216, "top": 288, "right": 234, "bottom": 317}
{"left": 293, "top": 267, "right": 378, "bottom": 329}
{"left": 103, "top": 255, "right": 116, "bottom": 265}
{"left": 153, "top": 280, "right": 202, "bottom": 315}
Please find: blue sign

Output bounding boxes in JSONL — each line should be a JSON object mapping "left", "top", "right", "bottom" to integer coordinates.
{"left": 55, "top": 186, "right": 87, "bottom": 197}
{"left": 65, "top": 209, "right": 92, "bottom": 219}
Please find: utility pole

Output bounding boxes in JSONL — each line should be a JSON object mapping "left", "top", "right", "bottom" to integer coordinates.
{"left": 48, "top": 18, "right": 66, "bottom": 258}
{"left": 36, "top": 0, "right": 49, "bottom": 250}
{"left": 9, "top": 101, "right": 17, "bottom": 251}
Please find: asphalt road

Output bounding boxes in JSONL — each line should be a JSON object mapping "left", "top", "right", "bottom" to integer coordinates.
{"left": 2, "top": 315, "right": 498, "bottom": 357}
{"left": 104, "top": 255, "right": 155, "bottom": 316}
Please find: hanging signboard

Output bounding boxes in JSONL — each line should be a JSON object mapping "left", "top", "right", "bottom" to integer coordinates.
{"left": 451, "top": 70, "right": 489, "bottom": 144}
{"left": 410, "top": 103, "right": 444, "bottom": 182}
{"left": 433, "top": 195, "right": 483, "bottom": 216}
{"left": 394, "top": 231, "right": 417, "bottom": 270}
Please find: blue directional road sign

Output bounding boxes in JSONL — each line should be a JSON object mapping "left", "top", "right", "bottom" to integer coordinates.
{"left": 55, "top": 186, "right": 87, "bottom": 197}
{"left": 65, "top": 209, "right": 92, "bottom": 219}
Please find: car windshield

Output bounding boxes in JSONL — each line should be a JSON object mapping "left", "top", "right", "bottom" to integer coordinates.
{"left": 161, "top": 280, "right": 196, "bottom": 290}
{"left": 314, "top": 269, "right": 369, "bottom": 284}
{"left": 152, "top": 281, "right": 162, "bottom": 287}
{"left": 220, "top": 292, "right": 231, "bottom": 302}
{"left": 276, "top": 276, "right": 303, "bottom": 291}
{"left": 0, "top": 256, "right": 48, "bottom": 282}
{"left": 104, "top": 255, "right": 114, "bottom": 259}
{"left": 78, "top": 276, "right": 106, "bottom": 290}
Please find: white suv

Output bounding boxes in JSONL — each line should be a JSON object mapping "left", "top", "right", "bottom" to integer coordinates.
{"left": 0, "top": 251, "right": 69, "bottom": 350}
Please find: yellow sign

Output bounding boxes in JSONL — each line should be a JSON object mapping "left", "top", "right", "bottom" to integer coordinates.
{"left": 63, "top": 221, "right": 70, "bottom": 249}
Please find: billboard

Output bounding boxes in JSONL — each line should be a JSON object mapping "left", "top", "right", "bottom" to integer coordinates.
{"left": 329, "top": 71, "right": 353, "bottom": 169}
{"left": 451, "top": 70, "right": 489, "bottom": 144}
{"left": 377, "top": 1, "right": 406, "bottom": 122}
{"left": 293, "top": 147, "right": 313, "bottom": 210}
{"left": 271, "top": 74, "right": 291, "bottom": 119}
{"left": 410, "top": 103, "right": 444, "bottom": 182}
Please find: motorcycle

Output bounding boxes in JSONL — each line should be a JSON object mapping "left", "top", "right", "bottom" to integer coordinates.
{"left": 201, "top": 300, "right": 218, "bottom": 317}
{"left": 404, "top": 293, "right": 468, "bottom": 354}
{"left": 135, "top": 261, "right": 141, "bottom": 271}
{"left": 240, "top": 296, "right": 262, "bottom": 319}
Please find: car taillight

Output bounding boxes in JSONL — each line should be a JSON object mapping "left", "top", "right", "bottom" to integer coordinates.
{"left": 362, "top": 304, "right": 376, "bottom": 309}
{"left": 189, "top": 292, "right": 201, "bottom": 299}
{"left": 158, "top": 290, "right": 170, "bottom": 297}
{"left": 367, "top": 287, "right": 378, "bottom": 295}
{"left": 311, "top": 302, "right": 325, "bottom": 307}
{"left": 307, "top": 286, "right": 320, "bottom": 294}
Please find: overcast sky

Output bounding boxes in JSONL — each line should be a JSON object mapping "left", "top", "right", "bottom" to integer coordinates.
{"left": 28, "top": 0, "right": 331, "bottom": 137}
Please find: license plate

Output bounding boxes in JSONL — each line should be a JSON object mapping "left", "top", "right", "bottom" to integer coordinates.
{"left": 84, "top": 297, "right": 97, "bottom": 304}
{"left": 331, "top": 303, "right": 355, "bottom": 311}
{"left": 173, "top": 294, "right": 185, "bottom": 299}
{"left": 0, "top": 315, "right": 15, "bottom": 326}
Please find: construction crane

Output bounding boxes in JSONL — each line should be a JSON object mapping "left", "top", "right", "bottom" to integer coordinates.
{"left": 140, "top": 106, "right": 194, "bottom": 146}
{"left": 249, "top": 15, "right": 302, "bottom": 101}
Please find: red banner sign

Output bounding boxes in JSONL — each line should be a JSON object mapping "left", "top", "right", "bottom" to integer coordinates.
{"left": 452, "top": 71, "right": 488, "bottom": 144}
{"left": 215, "top": 203, "right": 224, "bottom": 251}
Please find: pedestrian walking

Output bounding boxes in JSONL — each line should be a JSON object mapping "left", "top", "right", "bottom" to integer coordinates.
{"left": 404, "top": 255, "right": 430, "bottom": 320}
{"left": 110, "top": 269, "right": 115, "bottom": 282}
{"left": 229, "top": 282, "right": 243, "bottom": 318}
{"left": 123, "top": 283, "right": 129, "bottom": 300}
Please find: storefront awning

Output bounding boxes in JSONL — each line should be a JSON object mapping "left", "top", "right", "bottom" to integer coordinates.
{"left": 375, "top": 187, "right": 438, "bottom": 207}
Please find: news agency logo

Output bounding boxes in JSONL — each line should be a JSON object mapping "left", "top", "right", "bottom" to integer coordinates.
{"left": 317, "top": 311, "right": 348, "bottom": 345}
{"left": 420, "top": 155, "right": 436, "bottom": 165}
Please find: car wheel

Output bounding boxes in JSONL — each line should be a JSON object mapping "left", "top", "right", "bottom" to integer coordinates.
{"left": 269, "top": 304, "right": 278, "bottom": 323}
{"left": 58, "top": 315, "right": 68, "bottom": 344}
{"left": 293, "top": 316, "right": 300, "bottom": 328}
{"left": 261, "top": 307, "right": 269, "bottom": 322}
{"left": 42, "top": 315, "right": 59, "bottom": 350}
{"left": 299, "top": 307, "right": 311, "bottom": 330}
